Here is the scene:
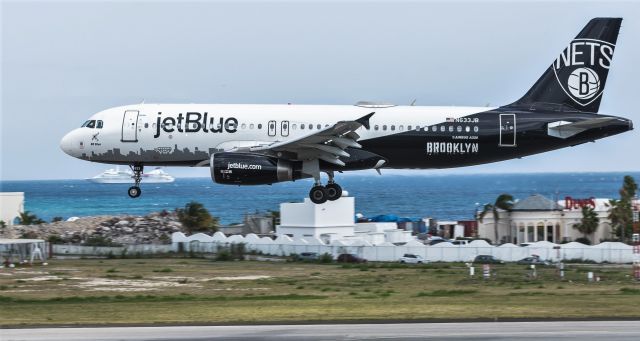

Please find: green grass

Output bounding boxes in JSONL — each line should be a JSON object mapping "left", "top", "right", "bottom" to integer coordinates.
{"left": 619, "top": 287, "right": 640, "bottom": 295}
{"left": 416, "top": 289, "right": 478, "bottom": 297}
{"left": 2, "top": 258, "right": 640, "bottom": 326}
{"left": 0, "top": 294, "right": 326, "bottom": 304}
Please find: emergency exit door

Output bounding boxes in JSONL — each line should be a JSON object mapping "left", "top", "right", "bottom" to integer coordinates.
{"left": 121, "top": 110, "right": 139, "bottom": 142}
{"left": 499, "top": 113, "right": 516, "bottom": 147}
{"left": 281, "top": 121, "right": 289, "bottom": 137}
{"left": 268, "top": 120, "right": 276, "bottom": 137}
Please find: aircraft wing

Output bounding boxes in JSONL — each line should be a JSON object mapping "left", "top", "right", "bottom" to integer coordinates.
{"left": 248, "top": 112, "right": 375, "bottom": 166}
{"left": 547, "top": 117, "right": 619, "bottom": 139}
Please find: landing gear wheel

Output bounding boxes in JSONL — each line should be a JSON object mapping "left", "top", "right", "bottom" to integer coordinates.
{"left": 128, "top": 164, "right": 144, "bottom": 198}
{"left": 325, "top": 183, "right": 343, "bottom": 201}
{"left": 128, "top": 186, "right": 141, "bottom": 198}
{"left": 309, "top": 186, "right": 328, "bottom": 204}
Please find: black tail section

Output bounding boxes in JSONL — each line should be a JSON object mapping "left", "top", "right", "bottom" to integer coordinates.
{"left": 511, "top": 18, "right": 622, "bottom": 113}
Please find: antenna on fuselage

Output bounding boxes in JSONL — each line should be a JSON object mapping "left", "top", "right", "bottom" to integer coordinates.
{"left": 410, "top": 99, "right": 416, "bottom": 106}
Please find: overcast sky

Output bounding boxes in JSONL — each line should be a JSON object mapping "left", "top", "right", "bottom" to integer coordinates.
{"left": 1, "top": 0, "right": 639, "bottom": 180}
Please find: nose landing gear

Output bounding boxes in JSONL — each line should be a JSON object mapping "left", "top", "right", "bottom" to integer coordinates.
{"left": 127, "top": 164, "right": 143, "bottom": 198}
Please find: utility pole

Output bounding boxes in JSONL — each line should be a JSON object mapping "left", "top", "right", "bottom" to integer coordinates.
{"left": 632, "top": 201, "right": 639, "bottom": 281}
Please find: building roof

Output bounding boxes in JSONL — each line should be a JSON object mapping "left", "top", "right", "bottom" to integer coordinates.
{"left": 512, "top": 194, "right": 563, "bottom": 211}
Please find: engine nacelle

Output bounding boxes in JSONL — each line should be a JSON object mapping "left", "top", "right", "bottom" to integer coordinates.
{"left": 211, "top": 152, "right": 301, "bottom": 185}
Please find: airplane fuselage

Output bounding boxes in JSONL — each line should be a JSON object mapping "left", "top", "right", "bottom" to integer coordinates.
{"left": 60, "top": 103, "right": 632, "bottom": 170}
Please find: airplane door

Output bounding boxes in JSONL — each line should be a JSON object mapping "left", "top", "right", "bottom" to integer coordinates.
{"left": 268, "top": 120, "right": 276, "bottom": 137}
{"left": 499, "top": 114, "right": 516, "bottom": 147}
{"left": 281, "top": 120, "right": 289, "bottom": 137}
{"left": 122, "top": 110, "right": 139, "bottom": 142}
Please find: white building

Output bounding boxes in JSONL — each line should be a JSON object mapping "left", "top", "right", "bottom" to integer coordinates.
{"left": 275, "top": 194, "right": 413, "bottom": 245}
{"left": 478, "top": 194, "right": 616, "bottom": 245}
{"left": 0, "top": 192, "right": 24, "bottom": 226}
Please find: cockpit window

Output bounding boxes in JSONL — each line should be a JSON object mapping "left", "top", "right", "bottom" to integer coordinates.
{"left": 96, "top": 120, "right": 103, "bottom": 129}
{"left": 81, "top": 120, "right": 91, "bottom": 127}
{"left": 86, "top": 120, "right": 96, "bottom": 128}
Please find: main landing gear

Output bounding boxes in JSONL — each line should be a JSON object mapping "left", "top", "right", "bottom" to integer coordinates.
{"left": 128, "top": 164, "right": 143, "bottom": 198}
{"left": 308, "top": 172, "right": 343, "bottom": 204}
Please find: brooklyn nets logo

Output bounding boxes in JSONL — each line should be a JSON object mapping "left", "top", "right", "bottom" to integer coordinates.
{"left": 553, "top": 38, "right": 614, "bottom": 107}
{"left": 568, "top": 67, "right": 600, "bottom": 100}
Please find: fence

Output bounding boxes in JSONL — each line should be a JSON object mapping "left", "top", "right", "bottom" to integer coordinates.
{"left": 172, "top": 232, "right": 635, "bottom": 263}
{"left": 52, "top": 244, "right": 172, "bottom": 256}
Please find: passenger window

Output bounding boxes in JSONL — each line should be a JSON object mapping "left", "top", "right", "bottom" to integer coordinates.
{"left": 457, "top": 126, "right": 462, "bottom": 132}
{"left": 448, "top": 126, "right": 454, "bottom": 132}
{"left": 391, "top": 125, "right": 395, "bottom": 131}
{"left": 300, "top": 124, "right": 305, "bottom": 129}
{"left": 407, "top": 125, "right": 412, "bottom": 130}
{"left": 250, "top": 123, "right": 254, "bottom": 129}
{"left": 241, "top": 123, "right": 246, "bottom": 129}
{"left": 399, "top": 125, "right": 404, "bottom": 131}
{"left": 431, "top": 126, "right": 437, "bottom": 132}
{"left": 325, "top": 124, "right": 330, "bottom": 128}
{"left": 474, "top": 126, "right": 479, "bottom": 133}
{"left": 258, "top": 124, "right": 262, "bottom": 129}
{"left": 144, "top": 123, "right": 148, "bottom": 129}
{"left": 317, "top": 124, "right": 321, "bottom": 130}
{"left": 292, "top": 124, "right": 297, "bottom": 130}
{"left": 308, "top": 124, "right": 313, "bottom": 130}
{"left": 374, "top": 125, "right": 379, "bottom": 131}
{"left": 465, "top": 126, "right": 470, "bottom": 133}
{"left": 440, "top": 126, "right": 445, "bottom": 132}
{"left": 86, "top": 120, "right": 96, "bottom": 128}
{"left": 382, "top": 125, "right": 387, "bottom": 131}
{"left": 97, "top": 120, "right": 104, "bottom": 129}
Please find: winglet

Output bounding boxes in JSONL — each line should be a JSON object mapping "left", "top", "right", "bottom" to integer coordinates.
{"left": 356, "top": 112, "right": 375, "bottom": 130}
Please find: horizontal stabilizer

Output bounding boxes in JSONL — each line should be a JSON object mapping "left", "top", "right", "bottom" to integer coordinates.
{"left": 547, "top": 117, "right": 618, "bottom": 138}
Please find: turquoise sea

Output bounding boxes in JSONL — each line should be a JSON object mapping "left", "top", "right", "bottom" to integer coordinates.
{"left": 1, "top": 172, "right": 638, "bottom": 224}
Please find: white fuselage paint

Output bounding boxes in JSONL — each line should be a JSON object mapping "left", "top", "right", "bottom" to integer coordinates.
{"left": 60, "top": 104, "right": 493, "bottom": 166}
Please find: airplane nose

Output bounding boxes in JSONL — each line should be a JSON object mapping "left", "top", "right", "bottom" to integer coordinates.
{"left": 629, "top": 119, "right": 634, "bottom": 130}
{"left": 60, "top": 131, "right": 74, "bottom": 156}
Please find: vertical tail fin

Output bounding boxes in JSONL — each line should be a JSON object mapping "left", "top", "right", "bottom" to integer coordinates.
{"left": 512, "top": 18, "right": 622, "bottom": 112}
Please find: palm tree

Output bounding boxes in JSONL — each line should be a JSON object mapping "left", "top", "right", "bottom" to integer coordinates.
{"left": 176, "top": 201, "right": 219, "bottom": 234}
{"left": 17, "top": 211, "right": 45, "bottom": 225}
{"left": 478, "top": 194, "right": 514, "bottom": 244}
{"left": 608, "top": 198, "right": 633, "bottom": 242}
{"left": 607, "top": 176, "right": 638, "bottom": 242}
{"left": 573, "top": 205, "right": 599, "bottom": 243}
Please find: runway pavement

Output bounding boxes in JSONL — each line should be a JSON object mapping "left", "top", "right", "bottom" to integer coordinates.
{"left": 3, "top": 321, "right": 640, "bottom": 340}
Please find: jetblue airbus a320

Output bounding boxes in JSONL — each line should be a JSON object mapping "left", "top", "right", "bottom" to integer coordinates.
{"left": 60, "top": 18, "right": 633, "bottom": 203}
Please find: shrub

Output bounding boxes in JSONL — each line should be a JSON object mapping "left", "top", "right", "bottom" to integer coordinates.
{"left": 51, "top": 217, "right": 64, "bottom": 223}
{"left": 215, "top": 243, "right": 246, "bottom": 261}
{"left": 318, "top": 253, "right": 333, "bottom": 263}
{"left": 20, "top": 231, "right": 39, "bottom": 239}
{"left": 215, "top": 249, "right": 232, "bottom": 261}
{"left": 0, "top": 220, "right": 6, "bottom": 228}
{"left": 84, "top": 235, "right": 119, "bottom": 247}
{"left": 574, "top": 237, "right": 592, "bottom": 245}
{"left": 47, "top": 235, "right": 64, "bottom": 244}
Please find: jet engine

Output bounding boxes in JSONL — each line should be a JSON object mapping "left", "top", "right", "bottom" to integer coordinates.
{"left": 210, "top": 152, "right": 303, "bottom": 185}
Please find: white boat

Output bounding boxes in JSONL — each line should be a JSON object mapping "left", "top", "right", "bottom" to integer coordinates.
{"left": 86, "top": 166, "right": 175, "bottom": 184}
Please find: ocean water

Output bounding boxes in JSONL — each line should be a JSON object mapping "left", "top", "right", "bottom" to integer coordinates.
{"left": 1, "top": 172, "right": 638, "bottom": 224}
